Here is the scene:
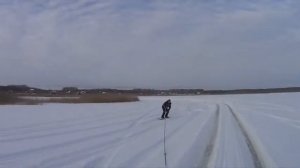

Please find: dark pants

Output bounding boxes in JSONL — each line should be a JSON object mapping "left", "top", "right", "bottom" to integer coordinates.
{"left": 161, "top": 107, "right": 169, "bottom": 118}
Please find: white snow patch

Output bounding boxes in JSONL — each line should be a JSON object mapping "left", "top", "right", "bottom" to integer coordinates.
{"left": 1, "top": 94, "right": 300, "bottom": 167}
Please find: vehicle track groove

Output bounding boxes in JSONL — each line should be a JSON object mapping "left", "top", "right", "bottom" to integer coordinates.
{"left": 225, "top": 104, "right": 263, "bottom": 168}
{"left": 200, "top": 104, "right": 220, "bottom": 168}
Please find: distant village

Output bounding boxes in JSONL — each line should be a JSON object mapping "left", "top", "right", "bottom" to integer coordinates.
{"left": 2, "top": 85, "right": 300, "bottom": 96}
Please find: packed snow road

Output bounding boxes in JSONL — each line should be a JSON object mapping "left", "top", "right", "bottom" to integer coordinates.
{"left": 1, "top": 93, "right": 300, "bottom": 168}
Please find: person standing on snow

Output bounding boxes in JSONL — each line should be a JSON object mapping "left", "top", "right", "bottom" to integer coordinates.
{"left": 161, "top": 99, "right": 172, "bottom": 119}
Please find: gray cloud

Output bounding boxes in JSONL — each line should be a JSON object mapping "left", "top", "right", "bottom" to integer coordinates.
{"left": 0, "top": 0, "right": 300, "bottom": 89}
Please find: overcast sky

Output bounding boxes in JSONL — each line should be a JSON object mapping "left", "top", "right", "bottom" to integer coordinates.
{"left": 1, "top": 0, "right": 300, "bottom": 89}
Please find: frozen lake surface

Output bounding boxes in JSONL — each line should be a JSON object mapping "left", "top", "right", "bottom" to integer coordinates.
{"left": 1, "top": 93, "right": 300, "bottom": 168}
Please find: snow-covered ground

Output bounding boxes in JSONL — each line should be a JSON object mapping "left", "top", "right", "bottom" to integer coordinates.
{"left": 1, "top": 93, "right": 300, "bottom": 168}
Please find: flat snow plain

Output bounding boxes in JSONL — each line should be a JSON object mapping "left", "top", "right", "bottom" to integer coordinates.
{"left": 1, "top": 93, "right": 300, "bottom": 168}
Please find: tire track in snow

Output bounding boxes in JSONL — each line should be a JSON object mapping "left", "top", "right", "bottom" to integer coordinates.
{"left": 0, "top": 106, "right": 139, "bottom": 137}
{"left": 0, "top": 125, "right": 130, "bottom": 162}
{"left": 103, "top": 107, "right": 158, "bottom": 168}
{"left": 225, "top": 104, "right": 264, "bottom": 168}
{"left": 102, "top": 103, "right": 210, "bottom": 168}
{"left": 124, "top": 110, "right": 206, "bottom": 167}
{"left": 200, "top": 104, "right": 220, "bottom": 168}
{"left": 0, "top": 108, "right": 157, "bottom": 166}
{"left": 37, "top": 141, "right": 116, "bottom": 168}
{"left": 0, "top": 116, "right": 137, "bottom": 143}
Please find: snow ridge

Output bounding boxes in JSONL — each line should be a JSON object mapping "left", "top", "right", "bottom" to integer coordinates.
{"left": 204, "top": 104, "right": 221, "bottom": 168}
{"left": 226, "top": 104, "right": 277, "bottom": 168}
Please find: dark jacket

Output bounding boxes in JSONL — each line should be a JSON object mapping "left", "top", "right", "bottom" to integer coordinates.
{"left": 162, "top": 100, "right": 171, "bottom": 111}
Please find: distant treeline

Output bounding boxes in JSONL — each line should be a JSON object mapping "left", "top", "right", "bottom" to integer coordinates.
{"left": 1, "top": 85, "right": 300, "bottom": 95}
{"left": 0, "top": 85, "right": 204, "bottom": 96}
{"left": 0, "top": 85, "right": 41, "bottom": 92}
{"left": 201, "top": 87, "right": 300, "bottom": 95}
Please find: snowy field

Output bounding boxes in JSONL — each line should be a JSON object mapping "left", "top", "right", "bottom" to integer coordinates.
{"left": 1, "top": 93, "right": 300, "bottom": 168}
